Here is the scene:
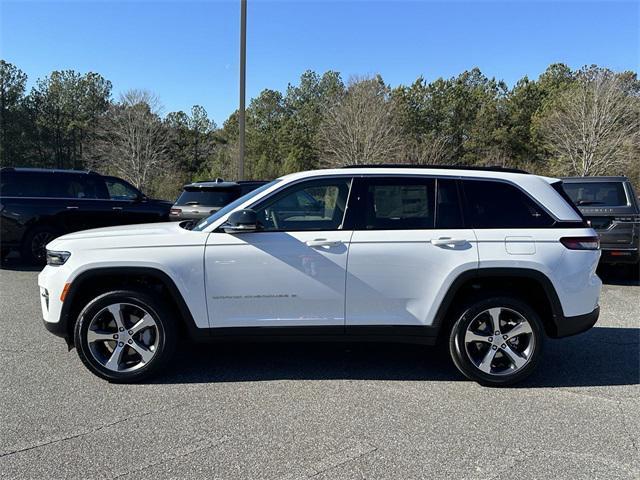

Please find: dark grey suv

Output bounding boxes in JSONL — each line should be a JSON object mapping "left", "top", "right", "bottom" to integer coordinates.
{"left": 562, "top": 176, "right": 639, "bottom": 267}
{"left": 169, "top": 179, "right": 267, "bottom": 221}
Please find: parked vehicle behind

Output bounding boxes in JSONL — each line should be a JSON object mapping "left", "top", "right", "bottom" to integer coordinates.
{"left": 562, "top": 176, "right": 639, "bottom": 271}
{"left": 169, "top": 179, "right": 267, "bottom": 221}
{"left": 39, "top": 166, "right": 601, "bottom": 386}
{"left": 0, "top": 168, "right": 172, "bottom": 263}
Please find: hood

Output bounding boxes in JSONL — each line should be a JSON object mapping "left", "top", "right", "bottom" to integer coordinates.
{"left": 46, "top": 221, "right": 193, "bottom": 251}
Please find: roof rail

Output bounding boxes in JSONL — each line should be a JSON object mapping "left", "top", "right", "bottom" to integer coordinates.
{"left": 0, "top": 167, "right": 99, "bottom": 175}
{"left": 339, "top": 164, "right": 530, "bottom": 174}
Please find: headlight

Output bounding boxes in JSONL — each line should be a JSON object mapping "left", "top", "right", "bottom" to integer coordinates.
{"left": 46, "top": 250, "right": 71, "bottom": 266}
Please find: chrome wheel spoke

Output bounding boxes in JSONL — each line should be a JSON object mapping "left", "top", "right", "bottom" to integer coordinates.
{"left": 87, "top": 329, "right": 115, "bottom": 344}
{"left": 505, "top": 321, "right": 532, "bottom": 340}
{"left": 502, "top": 344, "right": 528, "bottom": 370}
{"left": 107, "top": 304, "right": 126, "bottom": 330}
{"left": 487, "top": 307, "right": 502, "bottom": 333}
{"left": 129, "top": 340, "right": 154, "bottom": 363}
{"left": 465, "top": 330, "right": 491, "bottom": 344}
{"left": 130, "top": 314, "right": 155, "bottom": 335}
{"left": 478, "top": 347, "right": 497, "bottom": 374}
{"left": 105, "top": 343, "right": 125, "bottom": 371}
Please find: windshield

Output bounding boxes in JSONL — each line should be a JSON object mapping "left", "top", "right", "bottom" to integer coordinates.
{"left": 563, "top": 182, "right": 628, "bottom": 207}
{"left": 192, "top": 179, "right": 281, "bottom": 231}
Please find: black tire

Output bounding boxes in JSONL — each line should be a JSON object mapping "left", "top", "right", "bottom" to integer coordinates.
{"left": 74, "top": 290, "right": 177, "bottom": 383}
{"left": 21, "top": 225, "right": 59, "bottom": 265}
{"left": 449, "top": 296, "right": 543, "bottom": 387}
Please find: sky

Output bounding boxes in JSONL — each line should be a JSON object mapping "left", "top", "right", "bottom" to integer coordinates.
{"left": 1, "top": 0, "right": 638, "bottom": 125}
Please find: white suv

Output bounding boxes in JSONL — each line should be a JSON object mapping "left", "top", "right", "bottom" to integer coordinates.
{"left": 39, "top": 166, "right": 602, "bottom": 386}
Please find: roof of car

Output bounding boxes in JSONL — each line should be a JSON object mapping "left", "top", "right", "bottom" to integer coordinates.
{"left": 183, "top": 179, "right": 267, "bottom": 189}
{"left": 562, "top": 176, "right": 629, "bottom": 182}
{"left": 1, "top": 167, "right": 98, "bottom": 175}
{"left": 280, "top": 166, "right": 557, "bottom": 184}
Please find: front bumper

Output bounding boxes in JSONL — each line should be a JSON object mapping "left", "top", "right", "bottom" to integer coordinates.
{"left": 553, "top": 306, "right": 600, "bottom": 338}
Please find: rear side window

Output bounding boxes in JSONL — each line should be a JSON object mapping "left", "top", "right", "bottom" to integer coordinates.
{"left": 51, "top": 174, "right": 109, "bottom": 199}
{"left": 462, "top": 180, "right": 553, "bottom": 228}
{"left": 360, "top": 177, "right": 435, "bottom": 230}
{"left": 562, "top": 182, "right": 628, "bottom": 207}
{"left": 0, "top": 172, "right": 55, "bottom": 197}
{"left": 175, "top": 189, "right": 239, "bottom": 207}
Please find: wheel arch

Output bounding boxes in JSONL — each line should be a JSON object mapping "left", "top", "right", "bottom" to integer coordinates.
{"left": 60, "top": 266, "right": 202, "bottom": 345}
{"left": 434, "top": 267, "right": 565, "bottom": 340}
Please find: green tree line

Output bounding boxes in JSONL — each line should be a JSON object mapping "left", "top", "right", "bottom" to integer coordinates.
{"left": 1, "top": 60, "right": 638, "bottom": 200}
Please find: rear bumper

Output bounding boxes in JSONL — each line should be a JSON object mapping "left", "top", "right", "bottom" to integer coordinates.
{"left": 553, "top": 306, "right": 600, "bottom": 338}
{"left": 600, "top": 247, "right": 639, "bottom": 264}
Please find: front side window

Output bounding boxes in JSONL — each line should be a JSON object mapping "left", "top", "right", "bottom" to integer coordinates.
{"left": 463, "top": 180, "right": 553, "bottom": 228}
{"left": 105, "top": 177, "right": 141, "bottom": 201}
{"left": 252, "top": 178, "right": 352, "bottom": 231}
{"left": 359, "top": 177, "right": 435, "bottom": 230}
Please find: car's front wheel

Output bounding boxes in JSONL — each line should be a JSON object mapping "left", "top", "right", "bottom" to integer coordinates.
{"left": 74, "top": 290, "right": 177, "bottom": 383}
{"left": 449, "top": 296, "right": 543, "bottom": 386}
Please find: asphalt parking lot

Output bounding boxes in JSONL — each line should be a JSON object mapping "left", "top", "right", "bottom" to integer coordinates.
{"left": 0, "top": 263, "right": 638, "bottom": 479}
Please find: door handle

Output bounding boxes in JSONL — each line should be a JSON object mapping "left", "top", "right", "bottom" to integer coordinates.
{"left": 66, "top": 206, "right": 79, "bottom": 210}
{"left": 431, "top": 237, "right": 467, "bottom": 246}
{"left": 306, "top": 239, "right": 342, "bottom": 248}
{"left": 112, "top": 207, "right": 123, "bottom": 211}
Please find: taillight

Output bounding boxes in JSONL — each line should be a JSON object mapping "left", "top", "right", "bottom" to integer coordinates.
{"left": 560, "top": 236, "right": 600, "bottom": 250}
{"left": 170, "top": 208, "right": 182, "bottom": 216}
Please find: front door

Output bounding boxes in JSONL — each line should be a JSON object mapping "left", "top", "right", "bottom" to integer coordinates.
{"left": 205, "top": 177, "right": 354, "bottom": 329}
{"left": 345, "top": 176, "right": 479, "bottom": 329}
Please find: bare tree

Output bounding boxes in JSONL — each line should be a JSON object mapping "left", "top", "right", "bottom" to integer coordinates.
{"left": 88, "top": 89, "right": 169, "bottom": 190}
{"left": 318, "top": 76, "right": 402, "bottom": 166}
{"left": 402, "top": 132, "right": 453, "bottom": 165}
{"left": 539, "top": 68, "right": 639, "bottom": 176}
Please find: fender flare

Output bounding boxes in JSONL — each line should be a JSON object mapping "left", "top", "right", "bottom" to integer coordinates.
{"left": 59, "top": 266, "right": 202, "bottom": 340}
{"left": 432, "top": 267, "right": 564, "bottom": 335}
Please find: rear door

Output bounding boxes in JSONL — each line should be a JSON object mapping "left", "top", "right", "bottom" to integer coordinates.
{"left": 345, "top": 176, "right": 478, "bottom": 331}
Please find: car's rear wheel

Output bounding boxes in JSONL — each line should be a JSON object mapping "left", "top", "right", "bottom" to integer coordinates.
{"left": 449, "top": 296, "right": 543, "bottom": 386}
{"left": 21, "top": 225, "right": 59, "bottom": 264}
{"left": 74, "top": 290, "right": 177, "bottom": 383}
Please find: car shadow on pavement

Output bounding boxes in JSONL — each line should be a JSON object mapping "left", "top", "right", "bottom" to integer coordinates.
{"left": 0, "top": 256, "right": 42, "bottom": 272}
{"left": 598, "top": 266, "right": 640, "bottom": 286}
{"left": 154, "top": 326, "right": 639, "bottom": 388}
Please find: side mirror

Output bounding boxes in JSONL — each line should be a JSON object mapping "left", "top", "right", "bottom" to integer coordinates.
{"left": 223, "top": 209, "right": 259, "bottom": 233}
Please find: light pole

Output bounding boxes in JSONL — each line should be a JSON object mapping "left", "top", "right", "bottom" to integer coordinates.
{"left": 238, "top": 0, "right": 247, "bottom": 180}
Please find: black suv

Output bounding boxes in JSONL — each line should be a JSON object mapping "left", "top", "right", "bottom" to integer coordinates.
{"left": 0, "top": 168, "right": 172, "bottom": 263}
{"left": 562, "top": 176, "right": 639, "bottom": 268}
{"left": 169, "top": 179, "right": 267, "bottom": 221}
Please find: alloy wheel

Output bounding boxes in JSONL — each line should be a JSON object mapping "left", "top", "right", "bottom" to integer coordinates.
{"left": 463, "top": 307, "right": 535, "bottom": 376}
{"left": 86, "top": 302, "right": 160, "bottom": 373}
{"left": 31, "top": 231, "right": 56, "bottom": 262}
